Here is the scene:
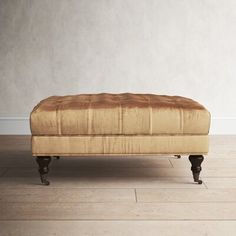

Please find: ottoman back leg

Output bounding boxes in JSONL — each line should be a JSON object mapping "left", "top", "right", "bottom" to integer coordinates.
{"left": 36, "top": 156, "right": 52, "bottom": 186}
{"left": 189, "top": 155, "right": 204, "bottom": 184}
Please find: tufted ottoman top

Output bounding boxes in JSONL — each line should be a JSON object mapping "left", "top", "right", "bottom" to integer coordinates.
{"left": 30, "top": 93, "right": 210, "bottom": 135}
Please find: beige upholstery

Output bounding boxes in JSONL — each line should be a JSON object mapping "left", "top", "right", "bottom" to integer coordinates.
{"left": 32, "top": 135, "right": 209, "bottom": 156}
{"left": 30, "top": 93, "right": 210, "bottom": 135}
{"left": 30, "top": 93, "right": 210, "bottom": 156}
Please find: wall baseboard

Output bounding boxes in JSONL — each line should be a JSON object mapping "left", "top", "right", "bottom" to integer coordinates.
{"left": 0, "top": 117, "right": 30, "bottom": 135}
{"left": 209, "top": 117, "right": 236, "bottom": 135}
{"left": 0, "top": 117, "right": 235, "bottom": 135}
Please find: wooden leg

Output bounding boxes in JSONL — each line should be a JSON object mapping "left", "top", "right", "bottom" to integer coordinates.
{"left": 36, "top": 156, "right": 52, "bottom": 185}
{"left": 189, "top": 155, "right": 204, "bottom": 184}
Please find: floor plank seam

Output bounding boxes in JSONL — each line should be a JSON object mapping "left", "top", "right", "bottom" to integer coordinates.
{"left": 134, "top": 189, "right": 137, "bottom": 202}
{"left": 168, "top": 159, "right": 174, "bottom": 168}
{"left": 203, "top": 181, "right": 208, "bottom": 189}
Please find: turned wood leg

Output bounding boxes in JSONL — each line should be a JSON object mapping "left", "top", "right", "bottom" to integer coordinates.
{"left": 189, "top": 155, "right": 204, "bottom": 184}
{"left": 36, "top": 156, "right": 52, "bottom": 185}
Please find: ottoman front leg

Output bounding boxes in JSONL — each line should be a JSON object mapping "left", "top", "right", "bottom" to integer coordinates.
{"left": 189, "top": 155, "right": 204, "bottom": 184}
{"left": 36, "top": 156, "right": 52, "bottom": 186}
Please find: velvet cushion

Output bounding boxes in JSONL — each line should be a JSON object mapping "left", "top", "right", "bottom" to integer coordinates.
{"left": 30, "top": 93, "right": 210, "bottom": 135}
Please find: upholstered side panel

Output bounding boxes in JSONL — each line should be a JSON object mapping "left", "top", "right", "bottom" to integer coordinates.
{"left": 32, "top": 135, "right": 209, "bottom": 156}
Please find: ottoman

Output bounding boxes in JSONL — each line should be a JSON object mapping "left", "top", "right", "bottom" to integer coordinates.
{"left": 30, "top": 93, "right": 210, "bottom": 185}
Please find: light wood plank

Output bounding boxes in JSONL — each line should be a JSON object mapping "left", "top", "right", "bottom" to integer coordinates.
{"left": 209, "top": 135, "right": 236, "bottom": 157}
{"left": 136, "top": 188, "right": 236, "bottom": 202}
{"left": 1, "top": 202, "right": 236, "bottom": 220}
{"left": 0, "top": 156, "right": 35, "bottom": 167}
{"left": 0, "top": 177, "right": 206, "bottom": 189}
{"left": 1, "top": 221, "right": 236, "bottom": 236}
{"left": 1, "top": 135, "right": 236, "bottom": 230}
{"left": 0, "top": 135, "right": 30, "bottom": 151}
{"left": 0, "top": 188, "right": 135, "bottom": 203}
{"left": 204, "top": 178, "right": 236, "bottom": 189}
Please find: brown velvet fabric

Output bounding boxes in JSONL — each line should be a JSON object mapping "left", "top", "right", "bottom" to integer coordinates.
{"left": 32, "top": 135, "right": 209, "bottom": 156}
{"left": 30, "top": 93, "right": 211, "bottom": 135}
{"left": 32, "top": 93, "right": 207, "bottom": 111}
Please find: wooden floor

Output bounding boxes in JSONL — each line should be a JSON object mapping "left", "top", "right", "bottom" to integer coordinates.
{"left": 0, "top": 135, "right": 236, "bottom": 235}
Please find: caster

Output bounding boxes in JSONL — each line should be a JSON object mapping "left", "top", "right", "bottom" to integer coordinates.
{"left": 174, "top": 155, "right": 181, "bottom": 159}
{"left": 197, "top": 180, "right": 203, "bottom": 185}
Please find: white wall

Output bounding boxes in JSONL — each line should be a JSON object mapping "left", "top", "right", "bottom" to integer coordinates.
{"left": 0, "top": 0, "right": 236, "bottom": 134}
